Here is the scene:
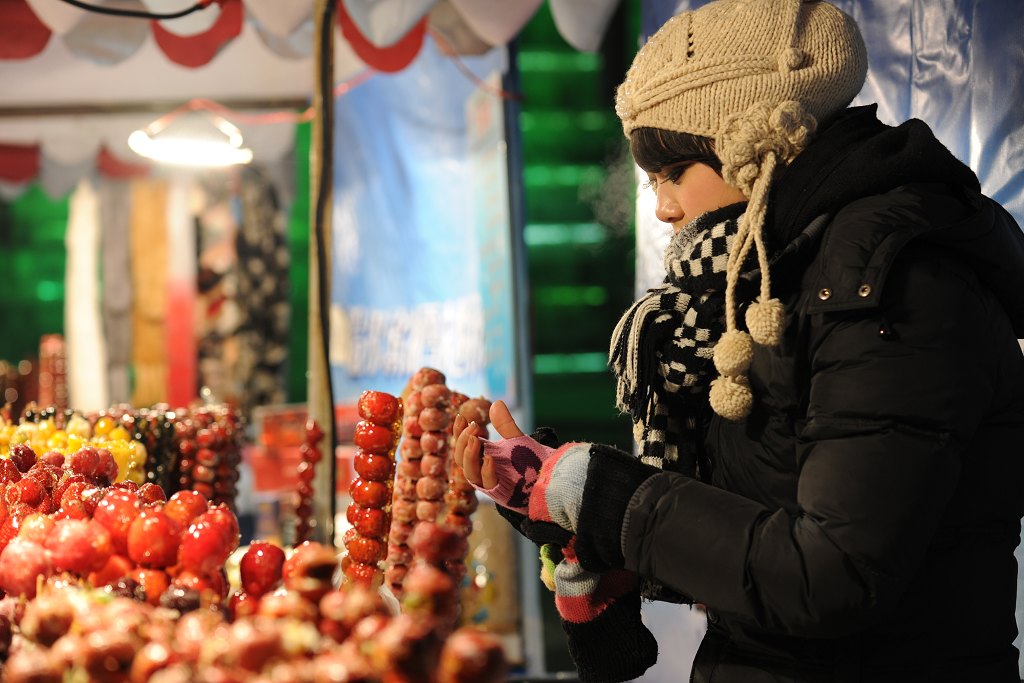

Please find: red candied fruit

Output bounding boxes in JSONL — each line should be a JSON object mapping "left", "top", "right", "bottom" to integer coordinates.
{"left": 5, "top": 478, "right": 44, "bottom": 508}
{"left": 66, "top": 447, "right": 100, "bottom": 477}
{"left": 127, "top": 509, "right": 180, "bottom": 568}
{"left": 351, "top": 507, "right": 389, "bottom": 539}
{"left": 92, "top": 489, "right": 142, "bottom": 555}
{"left": 411, "top": 367, "right": 446, "bottom": 391}
{"left": 46, "top": 519, "right": 113, "bottom": 575}
{"left": 88, "top": 553, "right": 133, "bottom": 588}
{"left": 239, "top": 541, "right": 286, "bottom": 598}
{"left": 179, "top": 518, "right": 234, "bottom": 576}
{"left": 344, "top": 561, "right": 382, "bottom": 588}
{"left": 162, "top": 490, "right": 208, "bottom": 530}
{"left": 353, "top": 452, "right": 394, "bottom": 482}
{"left": 9, "top": 444, "right": 37, "bottom": 473}
{"left": 346, "top": 502, "right": 365, "bottom": 526}
{"left": 349, "top": 478, "right": 389, "bottom": 508}
{"left": 202, "top": 504, "right": 241, "bottom": 550}
{"left": 95, "top": 449, "right": 118, "bottom": 483}
{"left": 229, "top": 590, "right": 260, "bottom": 619}
{"left": 345, "top": 535, "right": 386, "bottom": 565}
{"left": 402, "top": 415, "right": 424, "bottom": 438}
{"left": 39, "top": 451, "right": 64, "bottom": 468}
{"left": 130, "top": 568, "right": 171, "bottom": 607}
{"left": 353, "top": 421, "right": 394, "bottom": 455}
{"left": 137, "top": 483, "right": 166, "bottom": 505}
{"left": 357, "top": 391, "right": 401, "bottom": 426}
{"left": 0, "top": 459, "right": 21, "bottom": 485}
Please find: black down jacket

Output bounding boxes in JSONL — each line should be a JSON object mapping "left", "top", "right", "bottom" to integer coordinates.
{"left": 621, "top": 106, "right": 1024, "bottom": 682}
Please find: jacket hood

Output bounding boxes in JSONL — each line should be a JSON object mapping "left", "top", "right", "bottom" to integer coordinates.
{"left": 768, "top": 104, "right": 981, "bottom": 244}
{"left": 769, "top": 104, "right": 1024, "bottom": 336}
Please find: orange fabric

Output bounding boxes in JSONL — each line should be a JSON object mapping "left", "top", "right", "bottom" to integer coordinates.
{"left": 130, "top": 178, "right": 169, "bottom": 407}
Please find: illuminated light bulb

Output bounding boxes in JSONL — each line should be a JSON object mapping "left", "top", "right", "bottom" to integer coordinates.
{"left": 128, "top": 109, "right": 253, "bottom": 168}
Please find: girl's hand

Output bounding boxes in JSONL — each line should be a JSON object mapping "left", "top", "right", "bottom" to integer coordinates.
{"left": 454, "top": 397, "right": 544, "bottom": 509}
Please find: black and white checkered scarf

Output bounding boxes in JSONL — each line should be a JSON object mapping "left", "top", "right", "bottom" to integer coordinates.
{"left": 609, "top": 202, "right": 747, "bottom": 477}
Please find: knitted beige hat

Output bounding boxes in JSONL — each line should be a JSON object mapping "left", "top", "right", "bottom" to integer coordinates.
{"left": 616, "top": 0, "right": 867, "bottom": 420}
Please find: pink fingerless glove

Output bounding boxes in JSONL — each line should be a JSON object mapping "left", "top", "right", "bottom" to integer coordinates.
{"left": 473, "top": 434, "right": 556, "bottom": 512}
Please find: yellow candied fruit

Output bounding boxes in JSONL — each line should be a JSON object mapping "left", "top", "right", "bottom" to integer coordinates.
{"left": 106, "top": 441, "right": 131, "bottom": 482}
{"left": 94, "top": 416, "right": 115, "bottom": 438}
{"left": 47, "top": 431, "right": 68, "bottom": 452}
{"left": 35, "top": 418, "right": 55, "bottom": 441}
{"left": 66, "top": 414, "right": 91, "bottom": 439}
{"left": 0, "top": 424, "right": 14, "bottom": 449}
{"left": 10, "top": 425, "right": 33, "bottom": 446}
{"left": 66, "top": 433, "right": 85, "bottom": 454}
{"left": 108, "top": 426, "right": 131, "bottom": 443}
{"left": 131, "top": 441, "right": 148, "bottom": 465}
{"left": 126, "top": 467, "right": 146, "bottom": 485}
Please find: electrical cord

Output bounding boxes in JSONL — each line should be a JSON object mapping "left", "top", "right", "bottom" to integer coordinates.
{"left": 54, "top": 0, "right": 215, "bottom": 20}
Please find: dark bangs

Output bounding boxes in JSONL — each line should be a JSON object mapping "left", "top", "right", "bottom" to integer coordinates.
{"left": 630, "top": 127, "right": 722, "bottom": 175}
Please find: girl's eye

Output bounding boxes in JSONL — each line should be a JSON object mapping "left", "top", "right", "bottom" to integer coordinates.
{"left": 665, "top": 164, "right": 689, "bottom": 183}
{"left": 642, "top": 178, "right": 657, "bottom": 192}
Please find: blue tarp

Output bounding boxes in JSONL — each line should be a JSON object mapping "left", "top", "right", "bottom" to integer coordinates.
{"left": 329, "top": 39, "right": 512, "bottom": 403}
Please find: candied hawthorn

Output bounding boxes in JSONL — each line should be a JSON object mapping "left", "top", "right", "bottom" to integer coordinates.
{"left": 349, "top": 478, "right": 389, "bottom": 509}
{"left": 239, "top": 541, "right": 286, "bottom": 598}
{"left": 163, "top": 489, "right": 208, "bottom": 530}
{"left": 283, "top": 541, "right": 339, "bottom": 603}
{"left": 418, "top": 407, "right": 450, "bottom": 432}
{"left": 178, "top": 520, "right": 230, "bottom": 575}
{"left": 402, "top": 415, "right": 424, "bottom": 438}
{"left": 137, "top": 483, "right": 166, "bottom": 505}
{"left": 131, "top": 567, "right": 172, "bottom": 607}
{"left": 127, "top": 509, "right": 180, "bottom": 568}
{"left": 357, "top": 390, "right": 401, "bottom": 426}
{"left": 87, "top": 553, "right": 134, "bottom": 588}
{"left": 343, "top": 561, "right": 381, "bottom": 589}
{"left": 0, "top": 459, "right": 21, "bottom": 485}
{"left": 93, "top": 489, "right": 142, "bottom": 555}
{"left": 46, "top": 519, "right": 113, "bottom": 575}
{"left": 352, "top": 507, "right": 389, "bottom": 538}
{"left": 9, "top": 444, "right": 37, "bottom": 473}
{"left": 419, "top": 383, "right": 451, "bottom": 409}
{"left": 0, "top": 537, "right": 53, "bottom": 598}
{"left": 353, "top": 421, "right": 394, "bottom": 455}
{"left": 345, "top": 535, "right": 386, "bottom": 565}
{"left": 5, "top": 478, "right": 44, "bottom": 508}
{"left": 229, "top": 590, "right": 260, "bottom": 619}
{"left": 353, "top": 451, "right": 394, "bottom": 482}
{"left": 411, "top": 367, "right": 446, "bottom": 391}
{"left": 438, "top": 627, "right": 507, "bottom": 683}
{"left": 66, "top": 447, "right": 100, "bottom": 477}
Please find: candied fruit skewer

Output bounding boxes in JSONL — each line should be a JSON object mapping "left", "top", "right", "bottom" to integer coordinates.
{"left": 343, "top": 390, "right": 403, "bottom": 589}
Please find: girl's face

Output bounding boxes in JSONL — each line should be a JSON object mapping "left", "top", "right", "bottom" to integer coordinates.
{"left": 645, "top": 162, "right": 747, "bottom": 231}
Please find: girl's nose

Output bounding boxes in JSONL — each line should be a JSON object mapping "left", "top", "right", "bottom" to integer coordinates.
{"left": 654, "top": 184, "right": 683, "bottom": 225}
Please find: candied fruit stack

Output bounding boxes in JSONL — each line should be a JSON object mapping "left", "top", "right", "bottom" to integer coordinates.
{"left": 0, "top": 399, "right": 508, "bottom": 683}
{"left": 342, "top": 390, "right": 403, "bottom": 588}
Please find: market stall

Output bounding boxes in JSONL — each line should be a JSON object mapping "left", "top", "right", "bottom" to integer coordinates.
{"left": 3, "top": 0, "right": 1023, "bottom": 681}
{"left": 0, "top": 0, "right": 626, "bottom": 679}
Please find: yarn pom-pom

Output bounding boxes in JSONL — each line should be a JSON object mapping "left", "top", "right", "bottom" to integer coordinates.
{"left": 713, "top": 329, "right": 753, "bottom": 376}
{"left": 709, "top": 374, "right": 752, "bottom": 421}
{"left": 746, "top": 298, "right": 785, "bottom": 346}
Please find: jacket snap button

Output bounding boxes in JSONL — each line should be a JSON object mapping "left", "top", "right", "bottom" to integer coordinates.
{"left": 817, "top": 288, "right": 832, "bottom": 301}
{"left": 858, "top": 284, "right": 872, "bottom": 298}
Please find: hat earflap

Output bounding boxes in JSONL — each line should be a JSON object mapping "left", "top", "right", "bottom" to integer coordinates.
{"left": 709, "top": 100, "right": 815, "bottom": 420}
